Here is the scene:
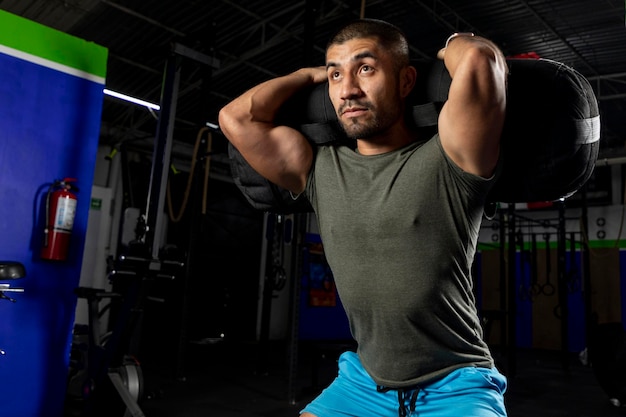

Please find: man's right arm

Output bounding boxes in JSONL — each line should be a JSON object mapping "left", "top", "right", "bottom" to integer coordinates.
{"left": 218, "top": 67, "right": 327, "bottom": 194}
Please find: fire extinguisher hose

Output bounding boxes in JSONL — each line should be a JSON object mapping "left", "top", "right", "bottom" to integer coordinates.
{"left": 42, "top": 180, "right": 60, "bottom": 248}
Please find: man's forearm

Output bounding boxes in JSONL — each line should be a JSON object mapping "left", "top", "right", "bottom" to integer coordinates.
{"left": 222, "top": 67, "right": 326, "bottom": 127}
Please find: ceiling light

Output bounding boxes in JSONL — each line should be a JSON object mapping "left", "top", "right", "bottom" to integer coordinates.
{"left": 103, "top": 88, "right": 160, "bottom": 111}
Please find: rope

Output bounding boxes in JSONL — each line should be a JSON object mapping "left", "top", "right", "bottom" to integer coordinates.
{"left": 167, "top": 127, "right": 212, "bottom": 222}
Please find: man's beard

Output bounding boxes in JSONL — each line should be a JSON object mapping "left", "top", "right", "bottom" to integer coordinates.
{"left": 339, "top": 100, "right": 399, "bottom": 140}
{"left": 341, "top": 117, "right": 382, "bottom": 139}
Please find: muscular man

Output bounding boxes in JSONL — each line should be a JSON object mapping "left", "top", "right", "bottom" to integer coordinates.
{"left": 219, "top": 18, "right": 508, "bottom": 417}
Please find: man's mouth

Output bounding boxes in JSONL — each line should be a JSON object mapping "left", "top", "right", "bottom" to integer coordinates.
{"left": 341, "top": 106, "right": 369, "bottom": 118}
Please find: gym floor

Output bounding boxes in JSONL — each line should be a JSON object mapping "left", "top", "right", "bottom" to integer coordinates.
{"left": 66, "top": 339, "right": 626, "bottom": 417}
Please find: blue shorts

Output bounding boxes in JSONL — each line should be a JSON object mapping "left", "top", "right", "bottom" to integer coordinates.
{"left": 301, "top": 351, "right": 507, "bottom": 417}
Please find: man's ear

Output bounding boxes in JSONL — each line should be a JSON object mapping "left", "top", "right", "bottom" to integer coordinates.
{"left": 400, "top": 65, "right": 417, "bottom": 98}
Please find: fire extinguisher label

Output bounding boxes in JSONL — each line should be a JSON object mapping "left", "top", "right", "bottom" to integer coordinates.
{"left": 54, "top": 197, "right": 77, "bottom": 232}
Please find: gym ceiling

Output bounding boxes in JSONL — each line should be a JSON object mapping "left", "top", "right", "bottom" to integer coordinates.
{"left": 2, "top": 0, "right": 626, "bottom": 160}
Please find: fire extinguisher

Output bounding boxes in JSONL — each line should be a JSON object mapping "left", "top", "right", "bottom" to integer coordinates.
{"left": 41, "top": 178, "right": 79, "bottom": 261}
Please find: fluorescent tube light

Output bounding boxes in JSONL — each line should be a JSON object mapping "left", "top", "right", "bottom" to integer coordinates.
{"left": 103, "top": 88, "right": 161, "bottom": 111}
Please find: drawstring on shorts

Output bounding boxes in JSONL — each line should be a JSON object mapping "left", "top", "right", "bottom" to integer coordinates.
{"left": 377, "top": 385, "right": 420, "bottom": 417}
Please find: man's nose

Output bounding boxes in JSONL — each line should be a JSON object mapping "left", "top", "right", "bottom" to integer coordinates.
{"left": 340, "top": 75, "right": 362, "bottom": 100}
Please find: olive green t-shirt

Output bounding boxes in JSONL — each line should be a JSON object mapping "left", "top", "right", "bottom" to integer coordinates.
{"left": 305, "top": 135, "right": 496, "bottom": 388}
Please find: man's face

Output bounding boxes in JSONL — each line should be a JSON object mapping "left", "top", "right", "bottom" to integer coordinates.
{"left": 326, "top": 37, "right": 403, "bottom": 140}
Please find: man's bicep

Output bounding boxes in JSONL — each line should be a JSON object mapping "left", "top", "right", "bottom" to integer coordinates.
{"left": 437, "top": 96, "right": 504, "bottom": 177}
{"left": 240, "top": 124, "right": 313, "bottom": 194}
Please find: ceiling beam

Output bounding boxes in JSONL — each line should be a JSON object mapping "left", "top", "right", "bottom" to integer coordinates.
{"left": 515, "top": 0, "right": 597, "bottom": 74}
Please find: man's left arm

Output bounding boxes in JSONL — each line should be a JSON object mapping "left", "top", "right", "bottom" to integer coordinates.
{"left": 436, "top": 33, "right": 508, "bottom": 178}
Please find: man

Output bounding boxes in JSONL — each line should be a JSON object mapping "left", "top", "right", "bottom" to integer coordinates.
{"left": 219, "top": 18, "right": 508, "bottom": 417}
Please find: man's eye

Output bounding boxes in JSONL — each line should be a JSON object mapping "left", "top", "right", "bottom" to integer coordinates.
{"left": 331, "top": 71, "right": 341, "bottom": 80}
{"left": 361, "top": 65, "right": 372, "bottom": 73}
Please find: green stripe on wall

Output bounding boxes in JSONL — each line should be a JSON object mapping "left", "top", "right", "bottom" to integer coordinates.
{"left": 0, "top": 9, "right": 107, "bottom": 79}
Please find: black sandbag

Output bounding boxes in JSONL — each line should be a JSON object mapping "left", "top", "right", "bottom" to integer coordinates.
{"left": 228, "top": 144, "right": 313, "bottom": 213}
{"left": 497, "top": 58, "right": 599, "bottom": 202}
{"left": 228, "top": 57, "right": 600, "bottom": 212}
{"left": 227, "top": 81, "right": 347, "bottom": 213}
{"left": 424, "top": 58, "right": 600, "bottom": 203}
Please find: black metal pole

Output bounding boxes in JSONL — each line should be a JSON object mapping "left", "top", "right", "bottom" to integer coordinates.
{"left": 499, "top": 209, "right": 507, "bottom": 357}
{"left": 258, "top": 213, "right": 276, "bottom": 375}
{"left": 507, "top": 204, "right": 517, "bottom": 378}
{"left": 285, "top": 0, "right": 318, "bottom": 402}
{"left": 144, "top": 51, "right": 181, "bottom": 261}
{"left": 286, "top": 213, "right": 304, "bottom": 405}
{"left": 581, "top": 187, "right": 593, "bottom": 350}
{"left": 556, "top": 200, "right": 569, "bottom": 371}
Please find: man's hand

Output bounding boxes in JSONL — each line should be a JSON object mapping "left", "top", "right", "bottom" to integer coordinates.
{"left": 437, "top": 32, "right": 475, "bottom": 60}
{"left": 306, "top": 66, "right": 328, "bottom": 84}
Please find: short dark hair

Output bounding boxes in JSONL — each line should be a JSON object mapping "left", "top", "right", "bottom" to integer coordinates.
{"left": 327, "top": 18, "right": 410, "bottom": 67}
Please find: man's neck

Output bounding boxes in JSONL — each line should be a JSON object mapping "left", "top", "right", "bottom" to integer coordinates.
{"left": 356, "top": 127, "right": 417, "bottom": 155}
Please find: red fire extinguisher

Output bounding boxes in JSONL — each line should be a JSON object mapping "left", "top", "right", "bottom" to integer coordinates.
{"left": 41, "top": 178, "right": 78, "bottom": 261}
